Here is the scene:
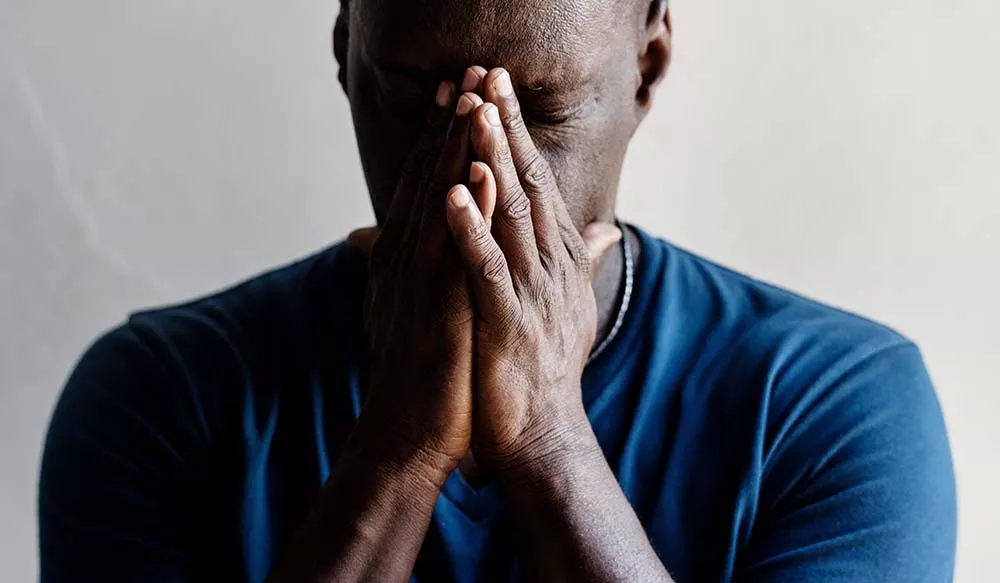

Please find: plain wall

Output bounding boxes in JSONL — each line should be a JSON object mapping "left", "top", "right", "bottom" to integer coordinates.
{"left": 2, "top": 0, "right": 997, "bottom": 580}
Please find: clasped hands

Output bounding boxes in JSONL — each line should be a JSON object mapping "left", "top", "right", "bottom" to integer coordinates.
{"left": 349, "top": 66, "right": 622, "bottom": 486}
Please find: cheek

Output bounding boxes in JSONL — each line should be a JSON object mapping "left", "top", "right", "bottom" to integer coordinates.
{"left": 542, "top": 145, "right": 598, "bottom": 221}
{"left": 537, "top": 122, "right": 625, "bottom": 223}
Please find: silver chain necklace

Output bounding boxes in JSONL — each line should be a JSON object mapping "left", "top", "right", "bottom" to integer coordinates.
{"left": 587, "top": 220, "right": 634, "bottom": 365}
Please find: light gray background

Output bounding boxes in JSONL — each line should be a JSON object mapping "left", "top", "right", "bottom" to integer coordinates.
{"left": 2, "top": 0, "right": 997, "bottom": 580}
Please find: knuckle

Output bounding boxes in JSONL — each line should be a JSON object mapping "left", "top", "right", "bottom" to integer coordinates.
{"left": 478, "top": 249, "right": 509, "bottom": 285}
{"left": 522, "top": 270, "right": 548, "bottom": 298}
{"left": 520, "top": 154, "right": 553, "bottom": 194}
{"left": 537, "top": 245, "right": 558, "bottom": 272}
{"left": 506, "top": 116, "right": 533, "bottom": 145}
{"left": 500, "top": 192, "right": 532, "bottom": 222}
{"left": 534, "top": 284, "right": 556, "bottom": 314}
{"left": 500, "top": 95, "right": 522, "bottom": 122}
{"left": 465, "top": 219, "right": 493, "bottom": 247}
{"left": 502, "top": 110, "right": 528, "bottom": 140}
{"left": 492, "top": 137, "right": 514, "bottom": 167}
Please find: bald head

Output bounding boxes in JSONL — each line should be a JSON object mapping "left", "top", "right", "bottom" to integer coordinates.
{"left": 336, "top": 0, "right": 671, "bottom": 226}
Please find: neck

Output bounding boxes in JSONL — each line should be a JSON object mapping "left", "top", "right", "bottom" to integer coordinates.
{"left": 590, "top": 224, "right": 640, "bottom": 351}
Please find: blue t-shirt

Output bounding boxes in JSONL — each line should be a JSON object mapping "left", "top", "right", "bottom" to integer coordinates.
{"left": 39, "top": 227, "right": 956, "bottom": 582}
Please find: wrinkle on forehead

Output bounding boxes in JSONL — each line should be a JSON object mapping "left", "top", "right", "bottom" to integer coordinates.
{"left": 358, "top": 0, "right": 627, "bottom": 90}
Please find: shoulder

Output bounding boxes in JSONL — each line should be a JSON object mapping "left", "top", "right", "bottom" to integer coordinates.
{"left": 40, "top": 242, "right": 368, "bottom": 576}
{"left": 636, "top": 233, "right": 955, "bottom": 578}
{"left": 642, "top": 230, "right": 922, "bottom": 390}
{"left": 126, "top": 241, "right": 365, "bottom": 355}
{"left": 635, "top": 230, "right": 922, "bottom": 395}
{"left": 46, "top": 240, "right": 366, "bottom": 454}
{"left": 652, "top": 232, "right": 948, "bottom": 454}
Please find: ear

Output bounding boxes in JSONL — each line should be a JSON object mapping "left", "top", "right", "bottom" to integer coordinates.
{"left": 635, "top": 0, "right": 672, "bottom": 115}
{"left": 333, "top": 2, "right": 350, "bottom": 92}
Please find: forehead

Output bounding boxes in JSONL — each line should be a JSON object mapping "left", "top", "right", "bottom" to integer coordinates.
{"left": 356, "top": 0, "right": 631, "bottom": 89}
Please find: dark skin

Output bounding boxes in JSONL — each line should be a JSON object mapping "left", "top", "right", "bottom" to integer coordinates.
{"left": 267, "top": 0, "right": 673, "bottom": 581}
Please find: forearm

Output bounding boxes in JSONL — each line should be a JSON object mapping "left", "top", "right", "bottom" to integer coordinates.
{"left": 267, "top": 413, "right": 448, "bottom": 583}
{"left": 500, "top": 418, "right": 673, "bottom": 582}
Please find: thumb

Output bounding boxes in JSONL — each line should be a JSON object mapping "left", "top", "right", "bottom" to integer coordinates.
{"left": 581, "top": 222, "right": 622, "bottom": 276}
{"left": 347, "top": 226, "right": 381, "bottom": 257}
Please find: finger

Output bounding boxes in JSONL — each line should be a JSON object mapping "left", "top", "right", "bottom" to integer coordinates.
{"left": 385, "top": 80, "right": 455, "bottom": 264}
{"left": 445, "top": 184, "right": 520, "bottom": 326}
{"left": 347, "top": 226, "right": 381, "bottom": 257}
{"left": 581, "top": 222, "right": 622, "bottom": 281}
{"left": 372, "top": 130, "right": 444, "bottom": 270}
{"left": 415, "top": 81, "right": 460, "bottom": 232}
{"left": 483, "top": 68, "right": 563, "bottom": 260}
{"left": 376, "top": 81, "right": 454, "bottom": 259}
{"left": 460, "top": 65, "right": 489, "bottom": 94}
{"left": 428, "top": 80, "right": 457, "bottom": 126}
{"left": 471, "top": 102, "right": 540, "bottom": 279}
{"left": 439, "top": 249, "right": 476, "bottom": 330}
{"left": 382, "top": 133, "right": 435, "bottom": 235}
{"left": 418, "top": 91, "right": 482, "bottom": 259}
{"left": 468, "top": 161, "right": 496, "bottom": 229}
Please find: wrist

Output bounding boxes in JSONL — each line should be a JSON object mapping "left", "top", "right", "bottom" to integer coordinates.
{"left": 496, "top": 424, "right": 606, "bottom": 510}
{"left": 348, "top": 411, "right": 458, "bottom": 491}
{"left": 490, "top": 402, "right": 601, "bottom": 483}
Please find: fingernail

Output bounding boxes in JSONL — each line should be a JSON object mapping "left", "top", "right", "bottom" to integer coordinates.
{"left": 436, "top": 81, "right": 454, "bottom": 107}
{"left": 461, "top": 68, "right": 480, "bottom": 92}
{"left": 450, "top": 185, "right": 471, "bottom": 208}
{"left": 494, "top": 70, "right": 514, "bottom": 97}
{"left": 484, "top": 104, "right": 502, "bottom": 127}
{"left": 469, "top": 162, "right": 486, "bottom": 184}
{"left": 456, "top": 94, "right": 475, "bottom": 116}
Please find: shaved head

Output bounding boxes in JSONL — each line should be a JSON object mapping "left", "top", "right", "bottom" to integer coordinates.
{"left": 335, "top": 0, "right": 671, "bottom": 227}
{"left": 356, "top": 0, "right": 631, "bottom": 69}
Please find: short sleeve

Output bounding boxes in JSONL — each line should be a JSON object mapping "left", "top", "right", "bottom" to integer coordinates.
{"left": 39, "top": 323, "right": 208, "bottom": 582}
{"left": 737, "top": 342, "right": 957, "bottom": 582}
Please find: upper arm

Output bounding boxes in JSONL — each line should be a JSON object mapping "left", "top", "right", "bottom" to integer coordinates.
{"left": 738, "top": 342, "right": 956, "bottom": 582}
{"left": 39, "top": 323, "right": 207, "bottom": 582}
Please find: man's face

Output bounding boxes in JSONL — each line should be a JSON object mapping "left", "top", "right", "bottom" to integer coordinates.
{"left": 341, "top": 0, "right": 650, "bottom": 228}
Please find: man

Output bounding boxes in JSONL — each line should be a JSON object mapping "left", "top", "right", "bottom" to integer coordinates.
{"left": 39, "top": 0, "right": 956, "bottom": 581}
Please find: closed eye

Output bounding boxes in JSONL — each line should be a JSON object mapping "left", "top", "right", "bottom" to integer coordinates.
{"left": 521, "top": 96, "right": 590, "bottom": 127}
{"left": 375, "top": 91, "right": 429, "bottom": 119}
{"left": 373, "top": 68, "right": 436, "bottom": 119}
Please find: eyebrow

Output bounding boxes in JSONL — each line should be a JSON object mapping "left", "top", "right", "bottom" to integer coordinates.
{"left": 369, "top": 52, "right": 590, "bottom": 103}
{"left": 369, "top": 57, "right": 445, "bottom": 85}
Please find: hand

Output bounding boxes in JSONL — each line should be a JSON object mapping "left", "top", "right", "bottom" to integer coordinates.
{"left": 349, "top": 80, "right": 490, "bottom": 482}
{"left": 346, "top": 67, "right": 494, "bottom": 252}
{"left": 443, "top": 68, "right": 622, "bottom": 474}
